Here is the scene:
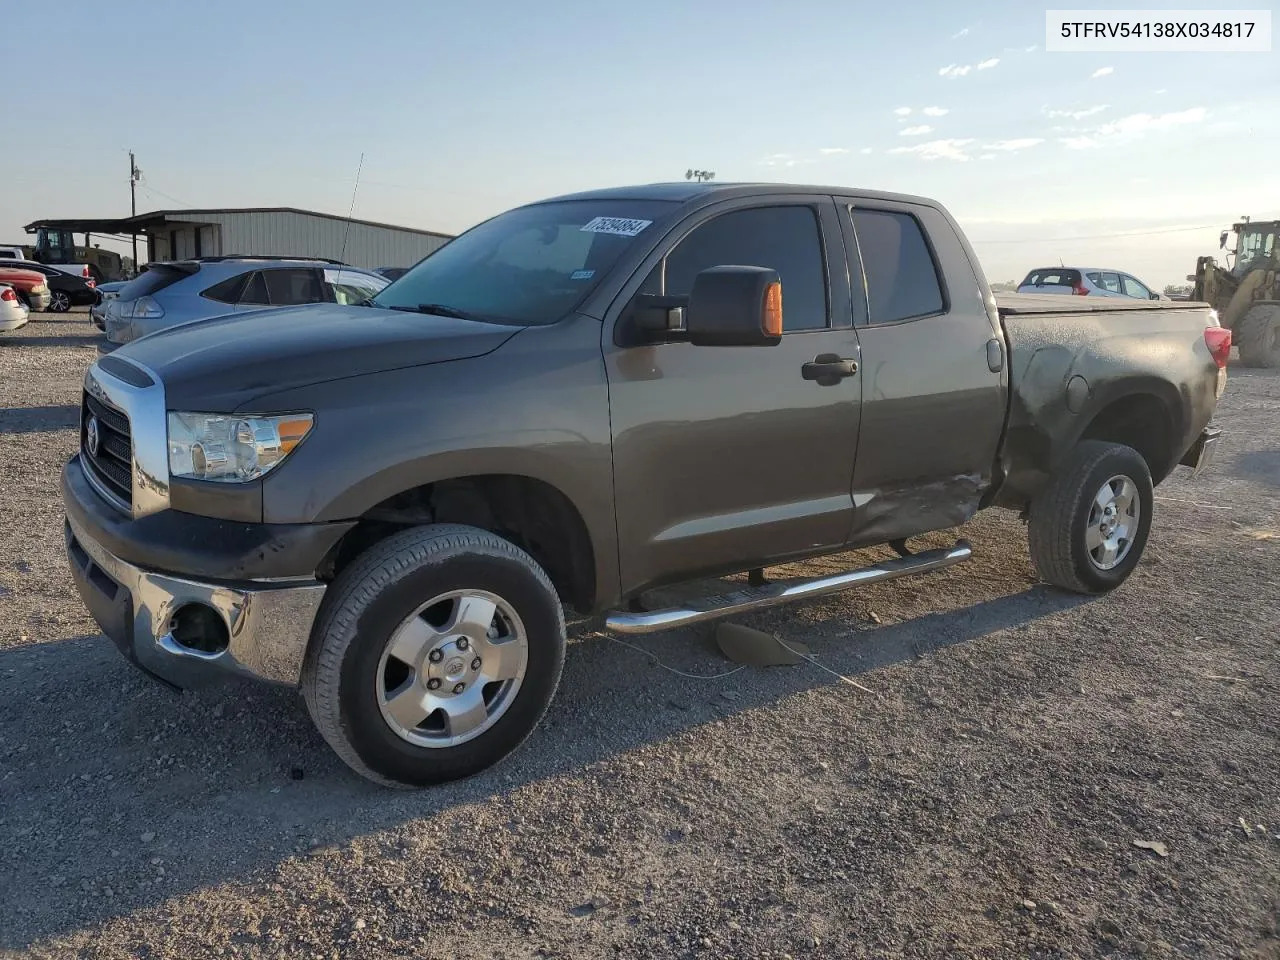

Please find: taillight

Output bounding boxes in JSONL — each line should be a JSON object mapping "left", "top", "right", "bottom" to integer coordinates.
{"left": 1204, "top": 327, "right": 1232, "bottom": 368}
{"left": 82, "top": 265, "right": 91, "bottom": 279}
{"left": 1, "top": 287, "right": 15, "bottom": 302}
{"left": 1073, "top": 280, "right": 1089, "bottom": 295}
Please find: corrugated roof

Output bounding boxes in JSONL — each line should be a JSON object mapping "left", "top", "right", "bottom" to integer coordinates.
{"left": 25, "top": 207, "right": 453, "bottom": 239}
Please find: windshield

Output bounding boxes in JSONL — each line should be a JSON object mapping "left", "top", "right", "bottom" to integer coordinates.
{"left": 1236, "top": 227, "right": 1277, "bottom": 267}
{"left": 372, "top": 199, "right": 677, "bottom": 324}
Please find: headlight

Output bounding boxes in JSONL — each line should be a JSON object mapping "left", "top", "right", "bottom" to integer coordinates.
{"left": 167, "top": 412, "right": 314, "bottom": 482}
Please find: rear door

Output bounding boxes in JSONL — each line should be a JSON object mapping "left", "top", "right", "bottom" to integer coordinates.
{"left": 604, "top": 196, "right": 862, "bottom": 595}
{"left": 836, "top": 198, "right": 1007, "bottom": 546}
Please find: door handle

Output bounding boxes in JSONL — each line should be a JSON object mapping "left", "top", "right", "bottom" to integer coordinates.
{"left": 801, "top": 353, "right": 858, "bottom": 384}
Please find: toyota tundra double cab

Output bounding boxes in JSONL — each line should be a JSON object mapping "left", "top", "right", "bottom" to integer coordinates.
{"left": 61, "top": 182, "right": 1227, "bottom": 787}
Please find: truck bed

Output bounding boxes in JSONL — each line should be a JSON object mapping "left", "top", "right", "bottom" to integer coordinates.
{"left": 995, "top": 293, "right": 1210, "bottom": 316}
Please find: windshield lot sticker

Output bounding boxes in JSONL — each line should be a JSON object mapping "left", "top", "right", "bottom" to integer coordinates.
{"left": 570, "top": 269, "right": 595, "bottom": 280}
{"left": 580, "top": 216, "right": 653, "bottom": 237}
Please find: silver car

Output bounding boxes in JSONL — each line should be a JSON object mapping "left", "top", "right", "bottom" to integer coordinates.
{"left": 1017, "top": 266, "right": 1165, "bottom": 300}
{"left": 101, "top": 257, "right": 390, "bottom": 347}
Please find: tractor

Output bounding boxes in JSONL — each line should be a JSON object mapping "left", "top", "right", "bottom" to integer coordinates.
{"left": 1190, "top": 217, "right": 1280, "bottom": 368}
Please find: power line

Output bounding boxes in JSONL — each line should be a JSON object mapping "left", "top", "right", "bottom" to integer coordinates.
{"left": 969, "top": 224, "right": 1221, "bottom": 244}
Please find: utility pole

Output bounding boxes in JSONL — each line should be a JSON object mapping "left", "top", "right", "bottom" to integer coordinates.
{"left": 129, "top": 151, "right": 140, "bottom": 271}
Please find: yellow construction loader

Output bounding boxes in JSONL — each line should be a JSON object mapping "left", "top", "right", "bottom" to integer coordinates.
{"left": 1191, "top": 218, "right": 1280, "bottom": 367}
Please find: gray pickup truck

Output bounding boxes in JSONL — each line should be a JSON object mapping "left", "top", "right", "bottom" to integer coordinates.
{"left": 61, "top": 182, "right": 1228, "bottom": 787}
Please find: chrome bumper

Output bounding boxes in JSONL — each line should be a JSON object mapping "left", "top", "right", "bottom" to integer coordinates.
{"left": 65, "top": 513, "right": 327, "bottom": 688}
{"left": 1180, "top": 426, "right": 1222, "bottom": 479}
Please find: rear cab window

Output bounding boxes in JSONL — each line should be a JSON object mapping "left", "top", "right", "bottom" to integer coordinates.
{"left": 849, "top": 208, "right": 945, "bottom": 323}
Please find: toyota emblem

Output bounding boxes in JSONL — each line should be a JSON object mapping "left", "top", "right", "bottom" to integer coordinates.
{"left": 86, "top": 416, "right": 100, "bottom": 457}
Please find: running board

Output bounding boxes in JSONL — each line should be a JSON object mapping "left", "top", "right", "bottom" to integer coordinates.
{"left": 605, "top": 541, "right": 973, "bottom": 635}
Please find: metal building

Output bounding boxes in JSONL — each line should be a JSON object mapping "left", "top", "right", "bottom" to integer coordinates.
{"left": 25, "top": 207, "right": 453, "bottom": 275}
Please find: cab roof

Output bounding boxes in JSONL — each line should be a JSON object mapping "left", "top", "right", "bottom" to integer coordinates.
{"left": 532, "top": 181, "right": 940, "bottom": 210}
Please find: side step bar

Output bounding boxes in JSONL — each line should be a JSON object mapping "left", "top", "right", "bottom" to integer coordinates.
{"left": 605, "top": 541, "right": 973, "bottom": 635}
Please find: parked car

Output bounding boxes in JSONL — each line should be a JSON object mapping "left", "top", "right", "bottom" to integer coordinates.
{"left": 101, "top": 257, "right": 390, "bottom": 347}
{"left": 0, "top": 283, "right": 30, "bottom": 332}
{"left": 0, "top": 266, "right": 51, "bottom": 311}
{"left": 375, "top": 266, "right": 410, "bottom": 281}
{"left": 1017, "top": 266, "right": 1165, "bottom": 300}
{"left": 3, "top": 260, "right": 98, "bottom": 312}
{"left": 62, "top": 182, "right": 1226, "bottom": 788}
{"left": 0, "top": 246, "right": 29, "bottom": 261}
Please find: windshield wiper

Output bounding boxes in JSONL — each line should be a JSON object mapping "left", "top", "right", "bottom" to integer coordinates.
{"left": 385, "top": 302, "right": 484, "bottom": 321}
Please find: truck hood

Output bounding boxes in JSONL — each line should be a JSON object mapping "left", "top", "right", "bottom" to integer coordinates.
{"left": 111, "top": 304, "right": 522, "bottom": 410}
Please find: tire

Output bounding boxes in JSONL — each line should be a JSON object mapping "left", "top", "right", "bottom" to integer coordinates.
{"left": 1027, "top": 440, "right": 1154, "bottom": 594}
{"left": 48, "top": 290, "right": 71, "bottom": 313}
{"left": 1235, "top": 305, "right": 1280, "bottom": 368}
{"left": 301, "top": 523, "right": 566, "bottom": 788}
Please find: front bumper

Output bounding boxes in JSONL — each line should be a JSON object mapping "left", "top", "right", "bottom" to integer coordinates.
{"left": 28, "top": 291, "right": 51, "bottom": 311}
{"left": 61, "top": 454, "right": 354, "bottom": 689}
{"left": 65, "top": 511, "right": 327, "bottom": 690}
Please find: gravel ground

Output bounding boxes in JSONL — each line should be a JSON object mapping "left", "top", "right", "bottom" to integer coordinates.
{"left": 1, "top": 311, "right": 1278, "bottom": 960}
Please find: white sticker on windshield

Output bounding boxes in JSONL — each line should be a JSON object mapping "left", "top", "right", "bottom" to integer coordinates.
{"left": 580, "top": 216, "right": 653, "bottom": 237}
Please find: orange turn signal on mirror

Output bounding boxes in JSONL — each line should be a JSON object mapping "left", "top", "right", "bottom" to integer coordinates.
{"left": 762, "top": 281, "right": 783, "bottom": 337}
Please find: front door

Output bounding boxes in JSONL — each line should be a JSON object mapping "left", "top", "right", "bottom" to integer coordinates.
{"left": 835, "top": 199, "right": 1007, "bottom": 546}
{"left": 604, "top": 197, "right": 863, "bottom": 596}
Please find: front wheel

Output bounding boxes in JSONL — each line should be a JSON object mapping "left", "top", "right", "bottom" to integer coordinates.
{"left": 1027, "top": 440, "right": 1154, "bottom": 594}
{"left": 302, "top": 523, "right": 566, "bottom": 787}
{"left": 1235, "top": 305, "right": 1280, "bottom": 369}
{"left": 48, "top": 290, "right": 71, "bottom": 313}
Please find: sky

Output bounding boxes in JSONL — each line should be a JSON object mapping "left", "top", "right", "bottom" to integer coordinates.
{"left": 3, "top": 0, "right": 1276, "bottom": 288}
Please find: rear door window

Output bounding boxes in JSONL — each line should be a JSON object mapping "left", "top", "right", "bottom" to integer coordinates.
{"left": 239, "top": 272, "right": 270, "bottom": 305}
{"left": 1097, "top": 272, "right": 1122, "bottom": 293}
{"left": 201, "top": 272, "right": 250, "bottom": 304}
{"left": 850, "top": 209, "right": 945, "bottom": 323}
{"left": 264, "top": 268, "right": 325, "bottom": 305}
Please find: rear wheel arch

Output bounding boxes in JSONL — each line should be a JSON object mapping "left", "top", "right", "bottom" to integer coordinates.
{"left": 1071, "top": 382, "right": 1183, "bottom": 484}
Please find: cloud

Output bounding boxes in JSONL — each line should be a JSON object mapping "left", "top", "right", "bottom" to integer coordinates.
{"left": 922, "top": 106, "right": 949, "bottom": 117}
{"left": 1154, "top": 88, "right": 1167, "bottom": 94}
{"left": 894, "top": 107, "right": 913, "bottom": 116}
{"left": 979, "top": 154, "right": 997, "bottom": 160}
{"left": 759, "top": 153, "right": 812, "bottom": 168}
{"left": 1025, "top": 44, "right": 1038, "bottom": 52}
{"left": 1092, "top": 66, "right": 1114, "bottom": 78}
{"left": 900, "top": 125, "right": 934, "bottom": 136}
{"left": 1059, "top": 136, "right": 1100, "bottom": 149}
{"left": 888, "top": 138, "right": 975, "bottom": 162}
{"left": 1044, "top": 104, "right": 1110, "bottom": 120}
{"left": 977, "top": 57, "right": 1000, "bottom": 69}
{"left": 1096, "top": 106, "right": 1206, "bottom": 136}
{"left": 939, "top": 64, "right": 972, "bottom": 78}
{"left": 983, "top": 138, "right": 1044, "bottom": 151}
{"left": 952, "top": 27, "right": 970, "bottom": 38}
{"left": 860, "top": 148, "right": 874, "bottom": 155}
{"left": 819, "top": 147, "right": 849, "bottom": 155}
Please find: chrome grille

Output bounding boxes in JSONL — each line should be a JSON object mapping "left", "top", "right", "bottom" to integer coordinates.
{"left": 82, "top": 392, "right": 133, "bottom": 509}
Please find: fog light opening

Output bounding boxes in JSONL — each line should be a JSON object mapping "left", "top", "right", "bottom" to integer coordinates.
{"left": 168, "top": 603, "right": 230, "bottom": 655}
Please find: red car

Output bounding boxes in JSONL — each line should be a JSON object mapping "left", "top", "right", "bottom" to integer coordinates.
{"left": 0, "top": 267, "right": 51, "bottom": 311}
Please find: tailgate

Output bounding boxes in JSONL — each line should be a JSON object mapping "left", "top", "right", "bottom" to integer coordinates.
{"left": 996, "top": 292, "right": 1209, "bottom": 317}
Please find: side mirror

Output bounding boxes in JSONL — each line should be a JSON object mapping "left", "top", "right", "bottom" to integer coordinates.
{"left": 685, "top": 265, "right": 783, "bottom": 347}
{"left": 1149, "top": 292, "right": 1160, "bottom": 300}
{"left": 1219, "top": 231, "right": 1229, "bottom": 249}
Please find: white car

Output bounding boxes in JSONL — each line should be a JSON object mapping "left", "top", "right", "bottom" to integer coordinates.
{"left": 0, "top": 283, "right": 31, "bottom": 332}
{"left": 1017, "top": 267, "right": 1164, "bottom": 300}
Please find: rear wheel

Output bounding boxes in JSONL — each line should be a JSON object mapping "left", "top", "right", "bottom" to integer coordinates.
{"left": 1235, "top": 305, "right": 1280, "bottom": 368}
{"left": 1028, "top": 440, "right": 1154, "bottom": 594}
{"left": 302, "top": 523, "right": 566, "bottom": 787}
